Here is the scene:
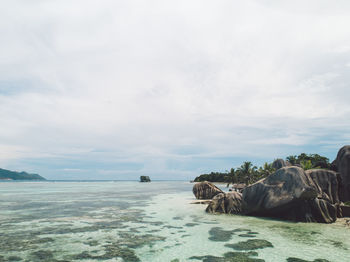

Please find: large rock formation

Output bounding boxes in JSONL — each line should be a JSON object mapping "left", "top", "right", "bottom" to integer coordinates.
{"left": 242, "top": 167, "right": 321, "bottom": 221}
{"left": 193, "top": 181, "right": 223, "bottom": 199}
{"left": 206, "top": 192, "right": 243, "bottom": 214}
{"left": 206, "top": 167, "right": 340, "bottom": 223}
{"left": 334, "top": 145, "right": 350, "bottom": 202}
{"left": 202, "top": 145, "right": 350, "bottom": 223}
{"left": 271, "top": 159, "right": 291, "bottom": 170}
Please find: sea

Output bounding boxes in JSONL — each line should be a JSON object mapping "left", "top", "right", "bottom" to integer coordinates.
{"left": 0, "top": 181, "right": 349, "bottom": 262}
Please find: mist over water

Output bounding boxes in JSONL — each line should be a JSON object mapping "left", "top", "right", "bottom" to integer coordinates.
{"left": 0, "top": 181, "right": 349, "bottom": 261}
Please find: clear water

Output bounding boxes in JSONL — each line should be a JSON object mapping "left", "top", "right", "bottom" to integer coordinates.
{"left": 0, "top": 181, "right": 349, "bottom": 262}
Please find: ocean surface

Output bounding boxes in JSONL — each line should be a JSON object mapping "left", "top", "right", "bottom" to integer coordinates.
{"left": 0, "top": 181, "right": 349, "bottom": 262}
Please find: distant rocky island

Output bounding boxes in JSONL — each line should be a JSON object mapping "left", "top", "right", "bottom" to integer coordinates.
{"left": 140, "top": 176, "right": 151, "bottom": 182}
{"left": 192, "top": 145, "right": 350, "bottom": 224}
{"left": 0, "top": 168, "right": 45, "bottom": 181}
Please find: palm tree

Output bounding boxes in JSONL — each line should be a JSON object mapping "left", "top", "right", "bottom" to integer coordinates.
{"left": 237, "top": 161, "right": 257, "bottom": 185}
{"left": 227, "top": 168, "right": 234, "bottom": 183}
{"left": 286, "top": 155, "right": 297, "bottom": 165}
{"left": 263, "top": 162, "right": 275, "bottom": 175}
{"left": 257, "top": 162, "right": 275, "bottom": 181}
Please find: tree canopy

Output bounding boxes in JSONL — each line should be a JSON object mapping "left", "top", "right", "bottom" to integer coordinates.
{"left": 286, "top": 153, "right": 330, "bottom": 169}
{"left": 194, "top": 161, "right": 274, "bottom": 184}
{"left": 193, "top": 152, "right": 330, "bottom": 184}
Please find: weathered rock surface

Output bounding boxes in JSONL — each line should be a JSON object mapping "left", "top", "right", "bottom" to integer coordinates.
{"left": 334, "top": 145, "right": 350, "bottom": 202}
{"left": 306, "top": 169, "right": 339, "bottom": 204}
{"left": 206, "top": 192, "right": 243, "bottom": 214}
{"left": 242, "top": 167, "right": 317, "bottom": 215}
{"left": 271, "top": 159, "right": 291, "bottom": 170}
{"left": 340, "top": 205, "right": 350, "bottom": 217}
{"left": 192, "top": 181, "right": 223, "bottom": 199}
{"left": 140, "top": 176, "right": 151, "bottom": 182}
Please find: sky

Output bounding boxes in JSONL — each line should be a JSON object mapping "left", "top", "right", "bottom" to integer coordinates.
{"left": 1, "top": 0, "right": 350, "bottom": 180}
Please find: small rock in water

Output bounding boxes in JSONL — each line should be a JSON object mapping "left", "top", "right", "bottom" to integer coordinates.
{"left": 192, "top": 181, "right": 223, "bottom": 199}
{"left": 140, "top": 176, "right": 151, "bottom": 182}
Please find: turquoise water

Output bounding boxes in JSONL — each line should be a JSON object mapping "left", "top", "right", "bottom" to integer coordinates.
{"left": 0, "top": 181, "right": 349, "bottom": 262}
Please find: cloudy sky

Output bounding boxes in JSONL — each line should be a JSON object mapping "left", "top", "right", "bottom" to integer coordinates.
{"left": 1, "top": 0, "right": 350, "bottom": 180}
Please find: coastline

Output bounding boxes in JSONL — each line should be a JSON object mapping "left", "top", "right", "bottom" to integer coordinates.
{"left": 0, "top": 181, "right": 349, "bottom": 261}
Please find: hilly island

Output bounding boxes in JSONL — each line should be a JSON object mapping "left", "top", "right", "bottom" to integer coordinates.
{"left": 0, "top": 168, "right": 45, "bottom": 181}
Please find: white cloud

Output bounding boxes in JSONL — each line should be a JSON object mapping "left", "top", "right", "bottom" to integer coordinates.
{"left": 1, "top": 0, "right": 350, "bottom": 179}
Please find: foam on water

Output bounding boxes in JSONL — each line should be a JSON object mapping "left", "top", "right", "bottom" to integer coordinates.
{"left": 0, "top": 181, "right": 349, "bottom": 262}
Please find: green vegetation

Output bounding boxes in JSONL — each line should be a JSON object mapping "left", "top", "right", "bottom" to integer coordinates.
{"left": 300, "top": 160, "right": 313, "bottom": 170}
{"left": 194, "top": 153, "right": 330, "bottom": 185}
{"left": 286, "top": 153, "right": 330, "bottom": 169}
{"left": 0, "top": 168, "right": 45, "bottom": 180}
{"left": 194, "top": 162, "right": 275, "bottom": 184}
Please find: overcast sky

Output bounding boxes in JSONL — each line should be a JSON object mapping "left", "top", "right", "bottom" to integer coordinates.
{"left": 1, "top": 0, "right": 350, "bottom": 180}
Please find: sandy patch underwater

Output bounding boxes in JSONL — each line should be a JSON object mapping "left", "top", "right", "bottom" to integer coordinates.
{"left": 0, "top": 181, "right": 349, "bottom": 262}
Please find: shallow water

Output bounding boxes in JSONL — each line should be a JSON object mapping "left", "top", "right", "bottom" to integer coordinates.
{"left": 0, "top": 181, "right": 349, "bottom": 262}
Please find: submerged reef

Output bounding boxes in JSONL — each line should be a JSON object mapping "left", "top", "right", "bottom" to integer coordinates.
{"left": 208, "top": 227, "right": 236, "bottom": 242}
{"left": 190, "top": 251, "right": 265, "bottom": 262}
{"left": 287, "top": 258, "right": 330, "bottom": 262}
{"left": 225, "top": 239, "right": 273, "bottom": 250}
